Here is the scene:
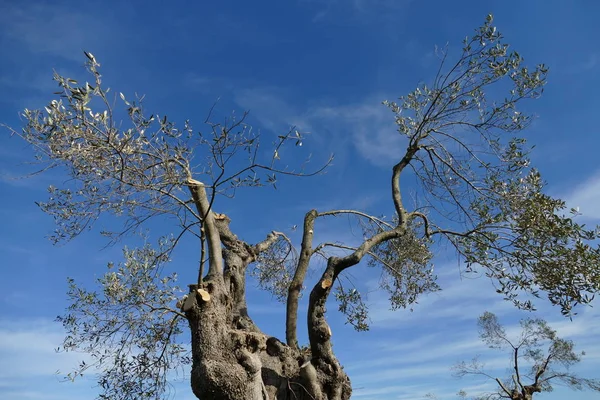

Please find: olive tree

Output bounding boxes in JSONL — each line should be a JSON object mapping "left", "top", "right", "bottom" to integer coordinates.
{"left": 7, "top": 15, "right": 600, "bottom": 400}
{"left": 454, "top": 312, "right": 600, "bottom": 400}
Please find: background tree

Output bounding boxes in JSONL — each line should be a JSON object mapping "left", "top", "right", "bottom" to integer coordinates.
{"left": 454, "top": 312, "right": 600, "bottom": 400}
{"left": 6, "top": 15, "right": 600, "bottom": 400}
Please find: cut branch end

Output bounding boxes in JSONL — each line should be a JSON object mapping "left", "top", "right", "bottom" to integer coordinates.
{"left": 196, "top": 288, "right": 211, "bottom": 302}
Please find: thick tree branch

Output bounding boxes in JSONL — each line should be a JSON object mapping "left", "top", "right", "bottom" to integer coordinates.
{"left": 392, "top": 145, "right": 421, "bottom": 225}
{"left": 314, "top": 242, "right": 403, "bottom": 278}
{"left": 186, "top": 178, "right": 223, "bottom": 281}
{"left": 332, "top": 228, "right": 404, "bottom": 274}
{"left": 286, "top": 209, "right": 318, "bottom": 349}
{"left": 306, "top": 226, "right": 404, "bottom": 369}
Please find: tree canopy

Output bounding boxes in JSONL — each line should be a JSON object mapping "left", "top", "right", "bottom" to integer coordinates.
{"left": 6, "top": 14, "right": 600, "bottom": 400}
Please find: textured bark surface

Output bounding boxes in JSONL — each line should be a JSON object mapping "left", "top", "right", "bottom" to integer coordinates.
{"left": 183, "top": 213, "right": 352, "bottom": 400}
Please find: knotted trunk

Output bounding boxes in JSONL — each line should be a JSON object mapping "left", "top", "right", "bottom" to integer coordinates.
{"left": 184, "top": 276, "right": 351, "bottom": 400}
{"left": 181, "top": 212, "right": 352, "bottom": 400}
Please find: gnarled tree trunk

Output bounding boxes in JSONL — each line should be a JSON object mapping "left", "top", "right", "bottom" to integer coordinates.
{"left": 185, "top": 282, "right": 351, "bottom": 400}
{"left": 181, "top": 200, "right": 352, "bottom": 400}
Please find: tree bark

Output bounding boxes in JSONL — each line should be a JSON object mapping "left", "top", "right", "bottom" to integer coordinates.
{"left": 286, "top": 209, "right": 318, "bottom": 349}
{"left": 183, "top": 212, "right": 352, "bottom": 400}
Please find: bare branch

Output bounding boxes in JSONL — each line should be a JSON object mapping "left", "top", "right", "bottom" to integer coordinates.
{"left": 496, "top": 378, "right": 512, "bottom": 397}
{"left": 286, "top": 209, "right": 318, "bottom": 349}
{"left": 317, "top": 209, "right": 394, "bottom": 230}
{"left": 186, "top": 178, "right": 223, "bottom": 280}
{"left": 253, "top": 231, "right": 290, "bottom": 255}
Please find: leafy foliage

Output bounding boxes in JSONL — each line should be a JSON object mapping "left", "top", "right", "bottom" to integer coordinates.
{"left": 381, "top": 14, "right": 600, "bottom": 316}
{"left": 251, "top": 235, "right": 298, "bottom": 302}
{"left": 56, "top": 240, "right": 187, "bottom": 399}
{"left": 13, "top": 53, "right": 326, "bottom": 246}
{"left": 334, "top": 280, "right": 370, "bottom": 331}
{"left": 364, "top": 216, "right": 440, "bottom": 312}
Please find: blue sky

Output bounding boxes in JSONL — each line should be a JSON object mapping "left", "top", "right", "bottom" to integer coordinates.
{"left": 1, "top": 1, "right": 600, "bottom": 399}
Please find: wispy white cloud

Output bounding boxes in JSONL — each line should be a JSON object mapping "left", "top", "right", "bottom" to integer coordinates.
{"left": 364, "top": 266, "right": 512, "bottom": 329}
{"left": 0, "top": 318, "right": 100, "bottom": 399}
{"left": 0, "top": 70, "right": 59, "bottom": 96}
{"left": 565, "top": 53, "right": 598, "bottom": 74}
{"left": 234, "top": 88, "right": 406, "bottom": 168}
{"left": 0, "top": 3, "right": 116, "bottom": 62}
{"left": 352, "top": 382, "right": 436, "bottom": 399}
{"left": 183, "top": 73, "right": 217, "bottom": 95}
{"left": 0, "top": 319, "right": 85, "bottom": 378}
{"left": 302, "top": 0, "right": 415, "bottom": 25}
{"left": 234, "top": 88, "right": 315, "bottom": 134}
{"left": 0, "top": 388, "right": 88, "bottom": 400}
{"left": 0, "top": 167, "right": 57, "bottom": 189}
{"left": 0, "top": 318, "right": 201, "bottom": 399}
{"left": 309, "top": 102, "right": 404, "bottom": 167}
{"left": 0, "top": 2, "right": 122, "bottom": 114}
{"left": 561, "top": 169, "right": 600, "bottom": 220}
